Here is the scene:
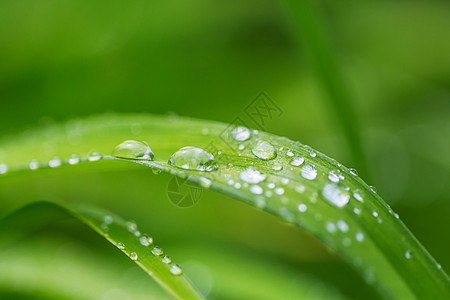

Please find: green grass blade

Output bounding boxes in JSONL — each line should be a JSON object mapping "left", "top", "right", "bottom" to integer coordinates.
{"left": 0, "top": 201, "right": 204, "bottom": 300}
{"left": 0, "top": 113, "right": 449, "bottom": 299}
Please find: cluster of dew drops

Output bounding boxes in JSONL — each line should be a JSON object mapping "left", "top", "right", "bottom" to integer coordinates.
{"left": 1, "top": 126, "right": 437, "bottom": 268}
{"left": 101, "top": 214, "right": 182, "bottom": 276}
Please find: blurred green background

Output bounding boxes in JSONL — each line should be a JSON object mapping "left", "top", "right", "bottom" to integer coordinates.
{"left": 0, "top": 0, "right": 449, "bottom": 299}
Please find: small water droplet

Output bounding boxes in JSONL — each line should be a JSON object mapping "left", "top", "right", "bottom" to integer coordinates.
{"left": 322, "top": 183, "right": 350, "bottom": 208}
{"left": 353, "top": 190, "right": 363, "bottom": 202}
{"left": 100, "top": 223, "right": 109, "bottom": 232}
{"left": 349, "top": 168, "right": 358, "bottom": 176}
{"left": 286, "top": 150, "right": 294, "bottom": 157}
{"left": 168, "top": 147, "right": 217, "bottom": 171}
{"left": 231, "top": 127, "right": 251, "bottom": 141}
{"left": 394, "top": 213, "right": 399, "bottom": 219}
{"left": 249, "top": 185, "right": 263, "bottom": 195}
{"left": 238, "top": 144, "right": 245, "bottom": 150}
{"left": 279, "top": 207, "right": 295, "bottom": 222}
{"left": 29, "top": 160, "right": 39, "bottom": 170}
{"left": 326, "top": 222, "right": 336, "bottom": 233}
{"left": 170, "top": 264, "right": 183, "bottom": 275}
{"left": 103, "top": 215, "right": 113, "bottom": 224}
{"left": 88, "top": 152, "right": 102, "bottom": 161}
{"left": 117, "top": 242, "right": 125, "bottom": 250}
{"left": 272, "top": 164, "right": 283, "bottom": 171}
{"left": 251, "top": 141, "right": 276, "bottom": 160}
{"left": 405, "top": 250, "right": 412, "bottom": 259}
{"left": 130, "top": 252, "right": 138, "bottom": 261}
{"left": 139, "top": 234, "right": 153, "bottom": 246}
{"left": 234, "top": 182, "right": 241, "bottom": 189}
{"left": 355, "top": 232, "right": 364, "bottom": 242}
{"left": 301, "top": 165, "right": 317, "bottom": 180}
{"left": 126, "top": 221, "right": 137, "bottom": 232}
{"left": 0, "top": 164, "right": 7, "bottom": 174}
{"left": 113, "top": 140, "right": 155, "bottom": 160}
{"left": 369, "top": 185, "right": 377, "bottom": 193}
{"left": 297, "top": 203, "right": 307, "bottom": 212}
{"left": 68, "top": 154, "right": 80, "bottom": 165}
{"left": 161, "top": 256, "right": 172, "bottom": 264}
{"left": 152, "top": 246, "right": 163, "bottom": 256}
{"left": 328, "top": 171, "right": 340, "bottom": 182}
{"left": 267, "top": 182, "right": 275, "bottom": 189}
{"left": 275, "top": 187, "right": 285, "bottom": 195}
{"left": 281, "top": 178, "right": 289, "bottom": 185}
{"left": 295, "top": 185, "right": 305, "bottom": 193}
{"left": 254, "top": 197, "right": 267, "bottom": 208}
{"left": 199, "top": 177, "right": 212, "bottom": 188}
{"left": 309, "top": 150, "right": 317, "bottom": 157}
{"left": 353, "top": 207, "right": 361, "bottom": 215}
{"left": 49, "top": 157, "right": 62, "bottom": 168}
{"left": 337, "top": 220, "right": 349, "bottom": 232}
{"left": 240, "top": 167, "right": 266, "bottom": 184}
{"left": 290, "top": 156, "right": 304, "bottom": 167}
{"left": 372, "top": 211, "right": 378, "bottom": 217}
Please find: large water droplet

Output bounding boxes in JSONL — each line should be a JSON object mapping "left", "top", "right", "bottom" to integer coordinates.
{"left": 251, "top": 141, "right": 276, "bottom": 160}
{"left": 113, "top": 140, "right": 155, "bottom": 160}
{"left": 322, "top": 183, "right": 350, "bottom": 208}
{"left": 68, "top": 154, "right": 80, "bottom": 165}
{"left": 130, "top": 252, "right": 138, "bottom": 261}
{"left": 49, "top": 157, "right": 62, "bottom": 168}
{"left": 168, "top": 146, "right": 217, "bottom": 171}
{"left": 139, "top": 234, "right": 153, "bottom": 247}
{"left": 301, "top": 165, "right": 317, "bottom": 180}
{"left": 152, "top": 246, "right": 163, "bottom": 256}
{"left": 170, "top": 264, "right": 183, "bottom": 275}
{"left": 161, "top": 256, "right": 172, "bottom": 264}
{"left": 290, "top": 156, "right": 304, "bottom": 167}
{"left": 231, "top": 127, "right": 251, "bottom": 141}
{"left": 328, "top": 171, "right": 340, "bottom": 183}
{"left": 240, "top": 167, "right": 266, "bottom": 184}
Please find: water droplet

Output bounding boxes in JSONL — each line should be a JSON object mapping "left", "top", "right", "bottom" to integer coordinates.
{"left": 130, "top": 252, "right": 138, "bottom": 261}
{"left": 290, "top": 156, "right": 304, "bottom": 167}
{"left": 301, "top": 165, "right": 317, "bottom": 180}
{"left": 353, "top": 207, "right": 361, "bottom": 215}
{"left": 298, "top": 203, "right": 307, "bottom": 212}
{"left": 88, "top": 152, "right": 102, "bottom": 161}
{"left": 113, "top": 140, "right": 155, "bottom": 160}
{"left": 231, "top": 127, "right": 251, "bottom": 141}
{"left": 103, "top": 215, "right": 113, "bottom": 224}
{"left": 170, "top": 264, "right": 183, "bottom": 275}
{"left": 49, "top": 157, "right": 62, "bottom": 168}
{"left": 295, "top": 185, "right": 305, "bottom": 193}
{"left": 152, "top": 246, "right": 163, "bottom": 256}
{"left": 100, "top": 223, "right": 109, "bottom": 232}
{"left": 353, "top": 190, "right": 363, "bottom": 202}
{"left": 117, "top": 243, "right": 125, "bottom": 250}
{"left": 126, "top": 221, "right": 137, "bottom": 232}
{"left": 394, "top": 213, "right": 399, "bottom": 219}
{"left": 328, "top": 171, "right": 340, "bottom": 182}
{"left": 29, "top": 160, "right": 39, "bottom": 170}
{"left": 199, "top": 177, "right": 212, "bottom": 188}
{"left": 326, "top": 222, "right": 336, "bottom": 233}
{"left": 251, "top": 141, "right": 276, "bottom": 160}
{"left": 238, "top": 144, "right": 245, "bottom": 150}
{"left": 275, "top": 187, "right": 285, "bottom": 195}
{"left": 249, "top": 185, "right": 263, "bottom": 195}
{"left": 309, "top": 150, "right": 317, "bottom": 157}
{"left": 234, "top": 182, "right": 241, "bottom": 189}
{"left": 139, "top": 234, "right": 153, "bottom": 246}
{"left": 355, "top": 232, "right": 364, "bottom": 242}
{"left": 254, "top": 197, "right": 266, "bottom": 208}
{"left": 372, "top": 211, "right": 378, "bottom": 217}
{"left": 279, "top": 207, "right": 295, "bottom": 222}
{"left": 0, "top": 164, "right": 8, "bottom": 174}
{"left": 68, "top": 154, "right": 80, "bottom": 165}
{"left": 286, "top": 150, "right": 294, "bottom": 157}
{"left": 240, "top": 167, "right": 266, "bottom": 184}
{"left": 349, "top": 168, "right": 358, "bottom": 176}
{"left": 337, "top": 220, "right": 349, "bottom": 232}
{"left": 405, "top": 250, "right": 412, "bottom": 259}
{"left": 272, "top": 164, "right": 282, "bottom": 171}
{"left": 369, "top": 185, "right": 377, "bottom": 193}
{"left": 161, "top": 256, "right": 172, "bottom": 264}
{"left": 267, "top": 182, "right": 275, "bottom": 189}
{"left": 168, "top": 147, "right": 217, "bottom": 171}
{"left": 281, "top": 178, "right": 289, "bottom": 185}
{"left": 133, "top": 230, "right": 141, "bottom": 237}
{"left": 322, "top": 183, "right": 350, "bottom": 208}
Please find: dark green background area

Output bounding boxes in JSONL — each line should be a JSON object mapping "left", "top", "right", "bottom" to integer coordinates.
{"left": 0, "top": 0, "right": 449, "bottom": 299}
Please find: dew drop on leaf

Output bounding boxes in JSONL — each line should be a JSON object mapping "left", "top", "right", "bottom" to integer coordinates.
{"left": 297, "top": 203, "right": 307, "bottom": 212}
{"left": 328, "top": 171, "right": 340, "bottom": 183}
{"left": 168, "top": 146, "right": 217, "bottom": 171}
{"left": 49, "top": 157, "right": 62, "bottom": 168}
{"left": 249, "top": 185, "right": 263, "bottom": 195}
{"left": 152, "top": 246, "right": 163, "bottom": 256}
{"left": 322, "top": 183, "right": 350, "bottom": 208}
{"left": 113, "top": 140, "right": 155, "bottom": 160}
{"left": 88, "top": 152, "right": 102, "bottom": 161}
{"left": 251, "top": 140, "right": 276, "bottom": 160}
{"left": 290, "top": 156, "right": 305, "bottom": 167}
{"left": 405, "top": 250, "right": 412, "bottom": 259}
{"left": 353, "top": 190, "right": 363, "bottom": 202}
{"left": 29, "top": 160, "right": 39, "bottom": 170}
{"left": 161, "top": 256, "right": 172, "bottom": 264}
{"left": 356, "top": 232, "right": 364, "bottom": 242}
{"left": 0, "top": 163, "right": 8, "bottom": 174}
{"left": 68, "top": 154, "right": 80, "bottom": 165}
{"left": 240, "top": 167, "right": 266, "bottom": 184}
{"left": 349, "top": 168, "right": 358, "bottom": 176}
{"left": 301, "top": 165, "right": 317, "bottom": 180}
{"left": 139, "top": 234, "right": 153, "bottom": 246}
{"left": 231, "top": 126, "right": 251, "bottom": 141}
{"left": 130, "top": 252, "right": 138, "bottom": 261}
{"left": 170, "top": 264, "right": 183, "bottom": 276}
{"left": 337, "top": 220, "right": 349, "bottom": 232}
{"left": 272, "top": 164, "right": 283, "bottom": 171}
